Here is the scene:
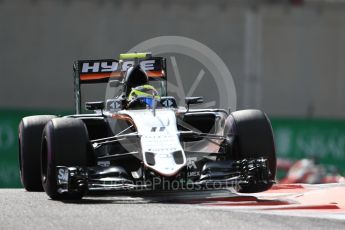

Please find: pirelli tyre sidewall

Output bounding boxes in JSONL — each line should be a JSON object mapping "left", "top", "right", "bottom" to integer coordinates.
{"left": 224, "top": 109, "right": 277, "bottom": 193}
{"left": 41, "top": 118, "right": 91, "bottom": 200}
{"left": 18, "top": 115, "right": 57, "bottom": 191}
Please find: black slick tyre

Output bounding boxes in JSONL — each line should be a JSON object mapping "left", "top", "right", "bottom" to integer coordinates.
{"left": 224, "top": 109, "right": 276, "bottom": 193}
{"left": 41, "top": 118, "right": 92, "bottom": 200}
{"left": 18, "top": 115, "right": 57, "bottom": 191}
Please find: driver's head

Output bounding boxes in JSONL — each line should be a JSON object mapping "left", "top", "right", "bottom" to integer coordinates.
{"left": 127, "top": 85, "right": 160, "bottom": 109}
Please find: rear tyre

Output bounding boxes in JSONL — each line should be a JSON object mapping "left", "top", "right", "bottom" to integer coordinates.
{"left": 18, "top": 115, "right": 57, "bottom": 191}
{"left": 224, "top": 109, "right": 276, "bottom": 193}
{"left": 41, "top": 118, "right": 92, "bottom": 200}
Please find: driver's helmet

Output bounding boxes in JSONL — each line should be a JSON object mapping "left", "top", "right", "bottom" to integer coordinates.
{"left": 127, "top": 84, "right": 160, "bottom": 109}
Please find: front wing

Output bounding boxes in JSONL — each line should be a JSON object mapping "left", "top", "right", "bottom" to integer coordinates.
{"left": 55, "top": 158, "right": 273, "bottom": 195}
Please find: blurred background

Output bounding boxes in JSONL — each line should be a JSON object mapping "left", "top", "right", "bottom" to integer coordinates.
{"left": 0, "top": 0, "right": 345, "bottom": 187}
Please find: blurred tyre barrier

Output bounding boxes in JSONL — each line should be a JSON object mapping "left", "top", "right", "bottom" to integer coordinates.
{"left": 0, "top": 123, "right": 14, "bottom": 151}
{"left": 0, "top": 110, "right": 344, "bottom": 188}
{"left": 0, "top": 109, "right": 69, "bottom": 188}
{"left": 0, "top": 120, "right": 18, "bottom": 188}
{"left": 271, "top": 118, "right": 345, "bottom": 174}
{"left": 0, "top": 110, "right": 21, "bottom": 188}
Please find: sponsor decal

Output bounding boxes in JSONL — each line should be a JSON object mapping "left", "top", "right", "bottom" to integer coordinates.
{"left": 186, "top": 157, "right": 198, "bottom": 170}
{"left": 78, "top": 58, "right": 165, "bottom": 82}
{"left": 57, "top": 168, "right": 68, "bottom": 183}
{"left": 107, "top": 100, "right": 122, "bottom": 111}
{"left": 80, "top": 60, "right": 156, "bottom": 73}
{"left": 81, "top": 61, "right": 117, "bottom": 73}
{"left": 161, "top": 99, "right": 174, "bottom": 108}
{"left": 150, "top": 127, "right": 166, "bottom": 132}
{"left": 97, "top": 161, "right": 110, "bottom": 167}
{"left": 186, "top": 157, "right": 201, "bottom": 177}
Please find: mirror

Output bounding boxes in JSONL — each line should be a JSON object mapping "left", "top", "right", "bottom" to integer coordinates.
{"left": 185, "top": 97, "right": 204, "bottom": 105}
{"left": 109, "top": 80, "right": 122, "bottom": 88}
{"left": 85, "top": 101, "right": 104, "bottom": 111}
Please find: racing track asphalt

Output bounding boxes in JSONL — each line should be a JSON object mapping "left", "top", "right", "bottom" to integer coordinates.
{"left": 1, "top": 189, "right": 344, "bottom": 230}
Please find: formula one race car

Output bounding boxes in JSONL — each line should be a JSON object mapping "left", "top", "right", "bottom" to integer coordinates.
{"left": 19, "top": 53, "right": 276, "bottom": 200}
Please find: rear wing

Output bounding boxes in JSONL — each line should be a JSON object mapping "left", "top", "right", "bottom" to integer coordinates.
{"left": 73, "top": 56, "right": 167, "bottom": 114}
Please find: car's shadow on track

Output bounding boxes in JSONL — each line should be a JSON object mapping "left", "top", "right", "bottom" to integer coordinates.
{"left": 56, "top": 189, "right": 252, "bottom": 205}
{"left": 58, "top": 198, "right": 150, "bottom": 205}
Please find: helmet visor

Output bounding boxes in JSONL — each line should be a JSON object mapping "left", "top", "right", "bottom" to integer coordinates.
{"left": 139, "top": 97, "right": 154, "bottom": 108}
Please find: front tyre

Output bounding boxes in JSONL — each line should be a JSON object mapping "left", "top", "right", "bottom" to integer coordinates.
{"left": 41, "top": 118, "right": 92, "bottom": 200}
{"left": 224, "top": 109, "right": 276, "bottom": 193}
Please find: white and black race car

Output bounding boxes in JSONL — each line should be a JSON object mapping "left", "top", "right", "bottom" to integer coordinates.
{"left": 19, "top": 53, "right": 276, "bottom": 200}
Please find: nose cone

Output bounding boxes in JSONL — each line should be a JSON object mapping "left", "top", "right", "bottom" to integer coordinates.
{"left": 144, "top": 151, "right": 186, "bottom": 177}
